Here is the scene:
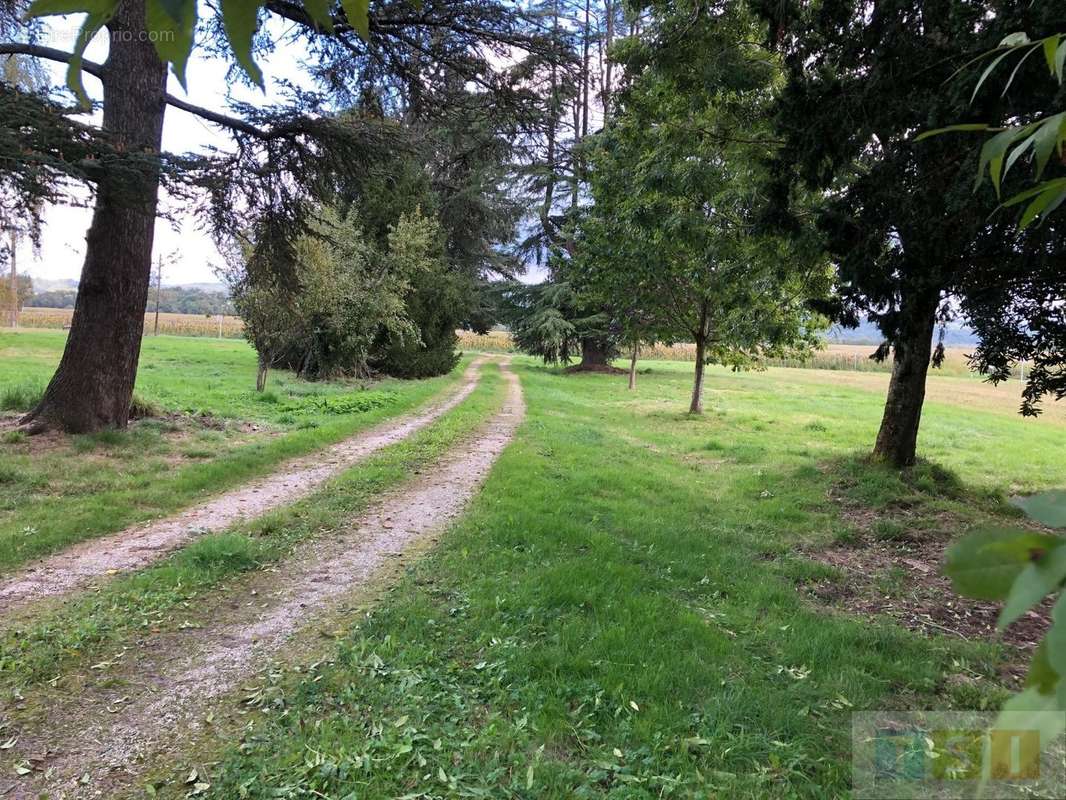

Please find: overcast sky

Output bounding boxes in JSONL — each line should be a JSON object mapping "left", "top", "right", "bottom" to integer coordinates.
{"left": 18, "top": 16, "right": 317, "bottom": 287}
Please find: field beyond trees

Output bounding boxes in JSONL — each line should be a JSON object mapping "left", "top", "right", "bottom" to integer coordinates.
{"left": 16, "top": 315, "right": 1004, "bottom": 377}
{"left": 16, "top": 307, "right": 244, "bottom": 339}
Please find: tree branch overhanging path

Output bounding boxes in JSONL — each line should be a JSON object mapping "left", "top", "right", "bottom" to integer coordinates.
{"left": 0, "top": 0, "right": 561, "bottom": 434}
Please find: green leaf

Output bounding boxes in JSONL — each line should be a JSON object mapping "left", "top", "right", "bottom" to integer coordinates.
{"left": 1013, "top": 491, "right": 1066, "bottom": 529}
{"left": 25, "top": 0, "right": 113, "bottom": 14}
{"left": 152, "top": 0, "right": 188, "bottom": 24}
{"left": 1002, "top": 177, "right": 1066, "bottom": 208}
{"left": 302, "top": 0, "right": 334, "bottom": 31}
{"left": 976, "top": 125, "right": 1035, "bottom": 196}
{"left": 146, "top": 0, "right": 198, "bottom": 89}
{"left": 1003, "top": 129, "right": 1039, "bottom": 181}
{"left": 1026, "top": 639, "right": 1060, "bottom": 694}
{"left": 1031, "top": 112, "right": 1066, "bottom": 180}
{"left": 1057, "top": 40, "right": 1066, "bottom": 84}
{"left": 999, "top": 543, "right": 1066, "bottom": 630}
{"left": 1018, "top": 183, "right": 1066, "bottom": 230}
{"left": 1046, "top": 594, "right": 1066, "bottom": 680}
{"left": 68, "top": 8, "right": 113, "bottom": 108}
{"left": 1000, "top": 43, "right": 1041, "bottom": 97}
{"left": 26, "top": 0, "right": 119, "bottom": 108}
{"left": 999, "top": 32, "right": 1031, "bottom": 48}
{"left": 221, "top": 0, "right": 263, "bottom": 87}
{"left": 971, "top": 49, "right": 1014, "bottom": 103}
{"left": 945, "top": 527, "right": 1065, "bottom": 601}
{"left": 340, "top": 0, "right": 369, "bottom": 40}
{"left": 981, "top": 687, "right": 1066, "bottom": 789}
{"left": 1042, "top": 35, "right": 1061, "bottom": 79}
{"left": 914, "top": 124, "right": 990, "bottom": 142}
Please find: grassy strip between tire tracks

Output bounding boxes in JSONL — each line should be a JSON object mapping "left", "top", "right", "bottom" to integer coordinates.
{"left": 0, "top": 364, "right": 505, "bottom": 698}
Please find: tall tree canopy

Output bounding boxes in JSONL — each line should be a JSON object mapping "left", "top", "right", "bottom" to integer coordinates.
{"left": 756, "top": 0, "right": 1066, "bottom": 466}
{"left": 573, "top": 0, "right": 829, "bottom": 412}
{"left": 0, "top": 0, "right": 561, "bottom": 432}
{"left": 506, "top": 0, "right": 632, "bottom": 370}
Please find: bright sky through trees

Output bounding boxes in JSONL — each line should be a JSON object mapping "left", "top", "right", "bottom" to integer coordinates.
{"left": 18, "top": 14, "right": 312, "bottom": 285}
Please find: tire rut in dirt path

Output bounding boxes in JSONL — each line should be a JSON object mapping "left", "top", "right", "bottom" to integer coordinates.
{"left": 0, "top": 358, "right": 488, "bottom": 620}
{"left": 1, "top": 362, "right": 524, "bottom": 800}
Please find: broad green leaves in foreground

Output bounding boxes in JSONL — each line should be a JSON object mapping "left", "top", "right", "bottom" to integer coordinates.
{"left": 1013, "top": 491, "right": 1066, "bottom": 530}
{"left": 946, "top": 526, "right": 1066, "bottom": 782}
{"left": 918, "top": 32, "right": 1066, "bottom": 229}
{"left": 25, "top": 0, "right": 372, "bottom": 106}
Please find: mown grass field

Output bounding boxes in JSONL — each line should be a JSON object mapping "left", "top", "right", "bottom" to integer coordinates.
{"left": 0, "top": 329, "right": 467, "bottom": 572}
{"left": 144, "top": 356, "right": 1064, "bottom": 798}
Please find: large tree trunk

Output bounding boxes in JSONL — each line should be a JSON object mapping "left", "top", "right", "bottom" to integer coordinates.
{"left": 22, "top": 0, "right": 167, "bottom": 434}
{"left": 872, "top": 292, "right": 940, "bottom": 467}
{"left": 577, "top": 337, "right": 610, "bottom": 369}
{"left": 628, "top": 343, "right": 638, "bottom": 390}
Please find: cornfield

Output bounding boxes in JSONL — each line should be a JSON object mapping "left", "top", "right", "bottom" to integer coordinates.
{"left": 640, "top": 342, "right": 980, "bottom": 377}
{"left": 456, "top": 329, "right": 515, "bottom": 353}
{"left": 16, "top": 308, "right": 245, "bottom": 339}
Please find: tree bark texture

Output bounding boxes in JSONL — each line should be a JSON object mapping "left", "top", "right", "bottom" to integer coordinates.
{"left": 23, "top": 0, "right": 168, "bottom": 433}
{"left": 872, "top": 291, "right": 941, "bottom": 467}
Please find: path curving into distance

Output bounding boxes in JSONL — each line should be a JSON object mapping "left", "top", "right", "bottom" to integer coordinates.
{"left": 0, "top": 358, "right": 488, "bottom": 617}
{"left": 2, "top": 360, "right": 525, "bottom": 800}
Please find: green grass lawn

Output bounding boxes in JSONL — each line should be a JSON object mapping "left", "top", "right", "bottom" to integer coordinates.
{"left": 0, "top": 330, "right": 468, "bottom": 572}
{"left": 167, "top": 359, "right": 1065, "bottom": 799}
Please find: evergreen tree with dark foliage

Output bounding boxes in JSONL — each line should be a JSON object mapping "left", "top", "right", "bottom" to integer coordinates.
{"left": 755, "top": 0, "right": 1066, "bottom": 466}
{"left": 0, "top": 0, "right": 561, "bottom": 431}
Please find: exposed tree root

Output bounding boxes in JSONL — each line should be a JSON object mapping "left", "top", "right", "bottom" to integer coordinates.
{"left": 564, "top": 361, "right": 626, "bottom": 375}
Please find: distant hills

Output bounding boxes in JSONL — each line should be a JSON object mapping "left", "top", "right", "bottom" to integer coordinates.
{"left": 26, "top": 279, "right": 232, "bottom": 315}
{"left": 170, "top": 282, "right": 228, "bottom": 294}
{"left": 826, "top": 319, "right": 978, "bottom": 347}
{"left": 28, "top": 275, "right": 227, "bottom": 295}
